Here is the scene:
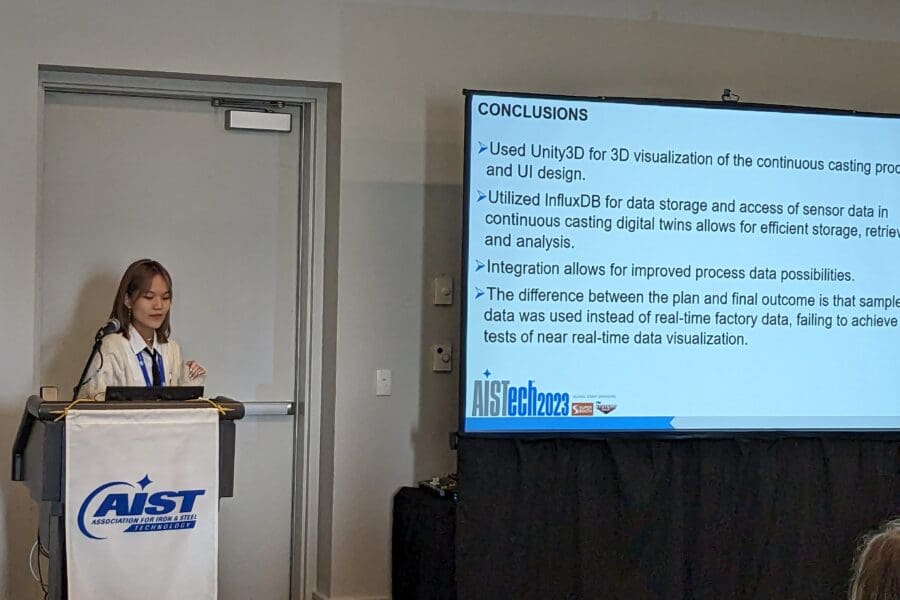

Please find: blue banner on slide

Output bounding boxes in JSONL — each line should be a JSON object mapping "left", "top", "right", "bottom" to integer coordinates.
{"left": 465, "top": 416, "right": 675, "bottom": 432}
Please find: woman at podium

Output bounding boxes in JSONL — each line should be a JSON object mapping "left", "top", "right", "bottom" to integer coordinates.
{"left": 80, "top": 258, "right": 206, "bottom": 399}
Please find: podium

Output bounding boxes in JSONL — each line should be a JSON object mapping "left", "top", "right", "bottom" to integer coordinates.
{"left": 11, "top": 394, "right": 244, "bottom": 599}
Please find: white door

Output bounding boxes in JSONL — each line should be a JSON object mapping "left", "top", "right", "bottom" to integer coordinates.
{"left": 39, "top": 88, "right": 302, "bottom": 599}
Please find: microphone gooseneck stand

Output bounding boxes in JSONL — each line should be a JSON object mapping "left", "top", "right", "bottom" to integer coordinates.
{"left": 72, "top": 318, "right": 121, "bottom": 401}
{"left": 72, "top": 337, "right": 104, "bottom": 402}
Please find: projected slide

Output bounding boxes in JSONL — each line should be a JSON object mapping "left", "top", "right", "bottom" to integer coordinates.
{"left": 462, "top": 91, "right": 900, "bottom": 433}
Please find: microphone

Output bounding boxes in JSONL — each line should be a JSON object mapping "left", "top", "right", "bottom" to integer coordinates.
{"left": 74, "top": 318, "right": 123, "bottom": 400}
{"left": 94, "top": 317, "right": 122, "bottom": 341}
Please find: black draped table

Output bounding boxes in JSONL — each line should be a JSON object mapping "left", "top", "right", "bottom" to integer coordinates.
{"left": 392, "top": 486, "right": 457, "bottom": 599}
{"left": 392, "top": 436, "right": 899, "bottom": 599}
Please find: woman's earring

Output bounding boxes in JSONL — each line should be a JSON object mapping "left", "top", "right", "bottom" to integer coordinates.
{"left": 128, "top": 307, "right": 132, "bottom": 322}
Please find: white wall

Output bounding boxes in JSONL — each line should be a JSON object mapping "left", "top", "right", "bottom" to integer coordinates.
{"left": 4, "top": 1, "right": 900, "bottom": 598}
{"left": 358, "top": 0, "right": 900, "bottom": 43}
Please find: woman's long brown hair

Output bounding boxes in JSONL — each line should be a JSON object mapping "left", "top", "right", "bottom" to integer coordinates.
{"left": 109, "top": 259, "right": 173, "bottom": 342}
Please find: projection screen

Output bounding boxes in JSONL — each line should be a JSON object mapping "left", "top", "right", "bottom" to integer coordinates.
{"left": 462, "top": 90, "right": 900, "bottom": 434}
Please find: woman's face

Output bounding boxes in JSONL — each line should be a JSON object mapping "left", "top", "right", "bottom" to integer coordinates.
{"left": 128, "top": 274, "right": 171, "bottom": 335}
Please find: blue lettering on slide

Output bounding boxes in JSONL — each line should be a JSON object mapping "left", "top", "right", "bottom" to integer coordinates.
{"left": 471, "top": 376, "right": 570, "bottom": 417}
{"left": 507, "top": 380, "right": 569, "bottom": 417}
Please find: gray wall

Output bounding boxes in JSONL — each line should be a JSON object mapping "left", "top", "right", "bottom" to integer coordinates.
{"left": 4, "top": 1, "right": 900, "bottom": 598}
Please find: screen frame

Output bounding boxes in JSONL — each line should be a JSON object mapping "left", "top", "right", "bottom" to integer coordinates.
{"left": 459, "top": 88, "right": 900, "bottom": 438}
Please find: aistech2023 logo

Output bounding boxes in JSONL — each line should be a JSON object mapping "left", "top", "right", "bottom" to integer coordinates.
{"left": 77, "top": 474, "right": 206, "bottom": 540}
{"left": 470, "top": 370, "right": 570, "bottom": 417}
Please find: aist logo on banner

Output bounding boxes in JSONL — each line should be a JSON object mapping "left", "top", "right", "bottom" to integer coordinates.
{"left": 78, "top": 474, "right": 206, "bottom": 539}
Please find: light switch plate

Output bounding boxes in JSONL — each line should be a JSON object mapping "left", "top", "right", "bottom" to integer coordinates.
{"left": 431, "top": 344, "right": 452, "bottom": 372}
{"left": 376, "top": 369, "right": 392, "bottom": 396}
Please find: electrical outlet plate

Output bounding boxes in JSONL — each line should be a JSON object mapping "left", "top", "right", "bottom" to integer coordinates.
{"left": 432, "top": 344, "right": 452, "bottom": 372}
{"left": 433, "top": 275, "right": 453, "bottom": 305}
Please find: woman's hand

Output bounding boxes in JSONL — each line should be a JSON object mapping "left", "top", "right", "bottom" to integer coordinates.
{"left": 185, "top": 360, "right": 207, "bottom": 380}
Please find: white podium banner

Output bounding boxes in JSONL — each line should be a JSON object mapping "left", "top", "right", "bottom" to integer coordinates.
{"left": 65, "top": 408, "right": 219, "bottom": 599}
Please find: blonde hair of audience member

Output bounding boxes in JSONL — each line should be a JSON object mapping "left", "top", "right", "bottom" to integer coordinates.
{"left": 849, "top": 518, "right": 900, "bottom": 600}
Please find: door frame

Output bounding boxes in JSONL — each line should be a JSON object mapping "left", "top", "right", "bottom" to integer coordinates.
{"left": 37, "top": 66, "right": 335, "bottom": 600}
